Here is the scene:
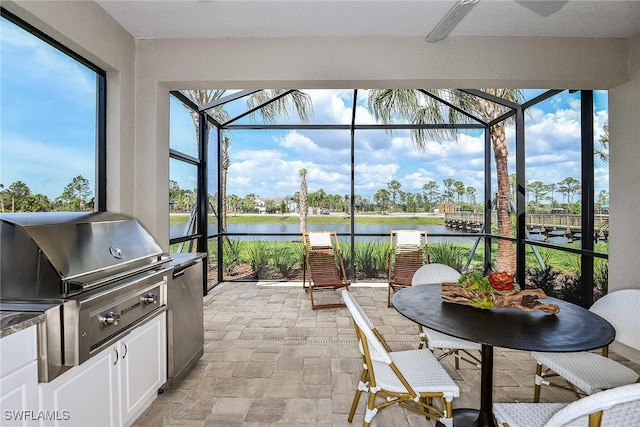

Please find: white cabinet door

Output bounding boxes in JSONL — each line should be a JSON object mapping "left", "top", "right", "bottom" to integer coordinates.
{"left": 38, "top": 345, "right": 120, "bottom": 427}
{"left": 0, "top": 326, "right": 37, "bottom": 378}
{"left": 119, "top": 312, "right": 166, "bottom": 426}
{"left": 0, "top": 361, "right": 39, "bottom": 427}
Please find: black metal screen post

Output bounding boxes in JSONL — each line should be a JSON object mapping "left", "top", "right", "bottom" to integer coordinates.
{"left": 581, "top": 90, "right": 595, "bottom": 306}
{"left": 197, "top": 112, "right": 209, "bottom": 287}
{"left": 484, "top": 127, "right": 492, "bottom": 273}
{"left": 96, "top": 73, "right": 107, "bottom": 212}
{"left": 349, "top": 90, "right": 358, "bottom": 280}
{"left": 216, "top": 127, "right": 223, "bottom": 285}
{"left": 515, "top": 107, "right": 526, "bottom": 286}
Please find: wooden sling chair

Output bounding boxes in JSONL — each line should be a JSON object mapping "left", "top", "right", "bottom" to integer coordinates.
{"left": 387, "top": 230, "right": 429, "bottom": 307}
{"left": 302, "top": 231, "right": 350, "bottom": 309}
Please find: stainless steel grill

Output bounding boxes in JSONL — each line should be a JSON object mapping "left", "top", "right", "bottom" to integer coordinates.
{"left": 0, "top": 212, "right": 171, "bottom": 382}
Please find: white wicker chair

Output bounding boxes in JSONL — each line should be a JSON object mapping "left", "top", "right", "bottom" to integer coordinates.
{"left": 411, "top": 263, "right": 482, "bottom": 369}
{"left": 531, "top": 289, "right": 640, "bottom": 402}
{"left": 494, "top": 383, "right": 640, "bottom": 427}
{"left": 342, "top": 290, "right": 459, "bottom": 427}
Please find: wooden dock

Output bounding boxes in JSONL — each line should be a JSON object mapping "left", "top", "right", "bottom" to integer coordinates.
{"left": 444, "top": 212, "right": 609, "bottom": 242}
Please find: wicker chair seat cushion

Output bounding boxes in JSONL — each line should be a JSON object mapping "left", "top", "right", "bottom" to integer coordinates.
{"left": 371, "top": 349, "right": 459, "bottom": 397}
{"left": 494, "top": 383, "right": 640, "bottom": 427}
{"left": 493, "top": 402, "right": 565, "bottom": 427}
{"left": 531, "top": 351, "right": 639, "bottom": 395}
{"left": 422, "top": 328, "right": 482, "bottom": 351}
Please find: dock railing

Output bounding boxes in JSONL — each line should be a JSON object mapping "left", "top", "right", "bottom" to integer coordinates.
{"left": 444, "top": 212, "right": 609, "bottom": 240}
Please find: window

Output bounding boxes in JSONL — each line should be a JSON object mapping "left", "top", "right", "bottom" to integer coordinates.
{"left": 0, "top": 10, "right": 106, "bottom": 212}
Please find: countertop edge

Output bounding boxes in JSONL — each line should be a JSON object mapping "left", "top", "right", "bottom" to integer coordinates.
{"left": 0, "top": 312, "right": 45, "bottom": 338}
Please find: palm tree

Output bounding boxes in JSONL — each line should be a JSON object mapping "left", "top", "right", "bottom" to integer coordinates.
{"left": 368, "top": 89, "right": 523, "bottom": 273}
{"left": 182, "top": 89, "right": 313, "bottom": 232}
{"left": 387, "top": 179, "right": 401, "bottom": 209}
{"left": 299, "top": 168, "right": 308, "bottom": 234}
{"left": 442, "top": 178, "right": 455, "bottom": 204}
{"left": 220, "top": 136, "right": 231, "bottom": 232}
{"left": 422, "top": 180, "right": 439, "bottom": 212}
{"left": 596, "top": 121, "right": 609, "bottom": 163}
{"left": 548, "top": 183, "right": 557, "bottom": 210}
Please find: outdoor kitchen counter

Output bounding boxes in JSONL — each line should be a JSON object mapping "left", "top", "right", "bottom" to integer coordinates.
{"left": 0, "top": 310, "right": 45, "bottom": 338}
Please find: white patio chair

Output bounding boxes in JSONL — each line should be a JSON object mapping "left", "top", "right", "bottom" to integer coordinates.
{"left": 531, "top": 289, "right": 640, "bottom": 402}
{"left": 494, "top": 382, "right": 640, "bottom": 427}
{"left": 342, "top": 290, "right": 459, "bottom": 427}
{"left": 411, "top": 263, "right": 482, "bottom": 369}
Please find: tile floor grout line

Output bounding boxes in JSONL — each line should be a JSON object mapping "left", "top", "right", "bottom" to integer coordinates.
{"left": 204, "top": 338, "right": 418, "bottom": 345}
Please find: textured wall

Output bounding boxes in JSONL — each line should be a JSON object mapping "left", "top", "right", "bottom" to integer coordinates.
{"left": 609, "top": 33, "right": 640, "bottom": 291}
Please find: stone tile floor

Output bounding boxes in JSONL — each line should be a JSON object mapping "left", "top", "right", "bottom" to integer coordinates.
{"left": 133, "top": 282, "right": 640, "bottom": 426}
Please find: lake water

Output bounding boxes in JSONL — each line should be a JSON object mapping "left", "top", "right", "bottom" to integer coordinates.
{"left": 170, "top": 222, "right": 481, "bottom": 243}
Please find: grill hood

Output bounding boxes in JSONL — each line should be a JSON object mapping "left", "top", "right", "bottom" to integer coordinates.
{"left": 1, "top": 212, "right": 166, "bottom": 299}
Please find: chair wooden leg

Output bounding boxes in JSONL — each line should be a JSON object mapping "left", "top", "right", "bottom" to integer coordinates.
{"left": 454, "top": 350, "right": 460, "bottom": 369}
{"left": 309, "top": 285, "right": 316, "bottom": 310}
{"left": 387, "top": 284, "right": 393, "bottom": 307}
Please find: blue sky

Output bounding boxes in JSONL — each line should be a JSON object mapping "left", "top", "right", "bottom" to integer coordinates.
{"left": 1, "top": 15, "right": 608, "bottom": 207}
{"left": 1, "top": 17, "right": 96, "bottom": 200}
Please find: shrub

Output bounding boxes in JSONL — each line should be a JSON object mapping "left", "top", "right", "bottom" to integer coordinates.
{"left": 526, "top": 265, "right": 560, "bottom": 297}
{"left": 271, "top": 242, "right": 297, "bottom": 278}
{"left": 246, "top": 240, "right": 271, "bottom": 279}
{"left": 222, "top": 239, "right": 242, "bottom": 275}
{"left": 375, "top": 242, "right": 390, "bottom": 274}
{"left": 429, "top": 241, "right": 466, "bottom": 272}
{"left": 354, "top": 241, "right": 380, "bottom": 277}
{"left": 594, "top": 259, "right": 609, "bottom": 297}
{"left": 339, "top": 242, "right": 353, "bottom": 275}
{"left": 559, "top": 272, "right": 585, "bottom": 306}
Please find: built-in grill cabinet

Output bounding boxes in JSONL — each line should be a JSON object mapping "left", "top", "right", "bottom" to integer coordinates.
{"left": 0, "top": 212, "right": 171, "bottom": 382}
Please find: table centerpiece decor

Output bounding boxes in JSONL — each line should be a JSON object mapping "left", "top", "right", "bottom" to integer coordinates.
{"left": 441, "top": 270, "right": 560, "bottom": 314}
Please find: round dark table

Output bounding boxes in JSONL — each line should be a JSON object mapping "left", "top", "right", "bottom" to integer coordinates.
{"left": 392, "top": 285, "right": 615, "bottom": 427}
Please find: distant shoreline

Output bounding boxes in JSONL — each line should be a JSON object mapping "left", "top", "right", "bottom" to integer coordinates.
{"left": 170, "top": 212, "right": 446, "bottom": 225}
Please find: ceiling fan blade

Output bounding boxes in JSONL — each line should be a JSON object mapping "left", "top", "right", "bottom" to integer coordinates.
{"left": 426, "top": 0, "right": 480, "bottom": 43}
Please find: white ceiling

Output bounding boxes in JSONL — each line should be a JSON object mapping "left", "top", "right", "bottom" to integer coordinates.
{"left": 96, "top": 0, "right": 640, "bottom": 40}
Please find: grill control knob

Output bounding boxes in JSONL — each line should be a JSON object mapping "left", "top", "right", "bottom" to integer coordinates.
{"left": 142, "top": 292, "right": 157, "bottom": 305}
{"left": 100, "top": 311, "right": 120, "bottom": 327}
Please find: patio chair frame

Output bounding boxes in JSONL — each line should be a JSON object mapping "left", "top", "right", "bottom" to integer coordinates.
{"left": 532, "top": 289, "right": 640, "bottom": 402}
{"left": 342, "top": 290, "right": 457, "bottom": 427}
{"left": 411, "top": 263, "right": 482, "bottom": 369}
{"left": 494, "top": 382, "right": 640, "bottom": 427}
{"left": 302, "top": 231, "right": 350, "bottom": 309}
{"left": 387, "top": 230, "right": 429, "bottom": 307}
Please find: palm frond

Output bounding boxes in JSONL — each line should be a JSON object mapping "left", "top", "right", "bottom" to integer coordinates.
{"left": 246, "top": 89, "right": 313, "bottom": 124}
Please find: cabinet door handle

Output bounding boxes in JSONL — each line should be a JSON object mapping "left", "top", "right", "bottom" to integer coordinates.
{"left": 113, "top": 348, "right": 119, "bottom": 365}
{"left": 122, "top": 343, "right": 128, "bottom": 359}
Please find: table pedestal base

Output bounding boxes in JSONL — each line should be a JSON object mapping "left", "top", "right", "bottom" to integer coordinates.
{"left": 435, "top": 408, "right": 495, "bottom": 427}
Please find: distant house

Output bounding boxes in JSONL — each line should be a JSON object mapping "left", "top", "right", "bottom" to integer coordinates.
{"left": 250, "top": 197, "right": 263, "bottom": 214}
{"left": 253, "top": 197, "right": 295, "bottom": 213}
